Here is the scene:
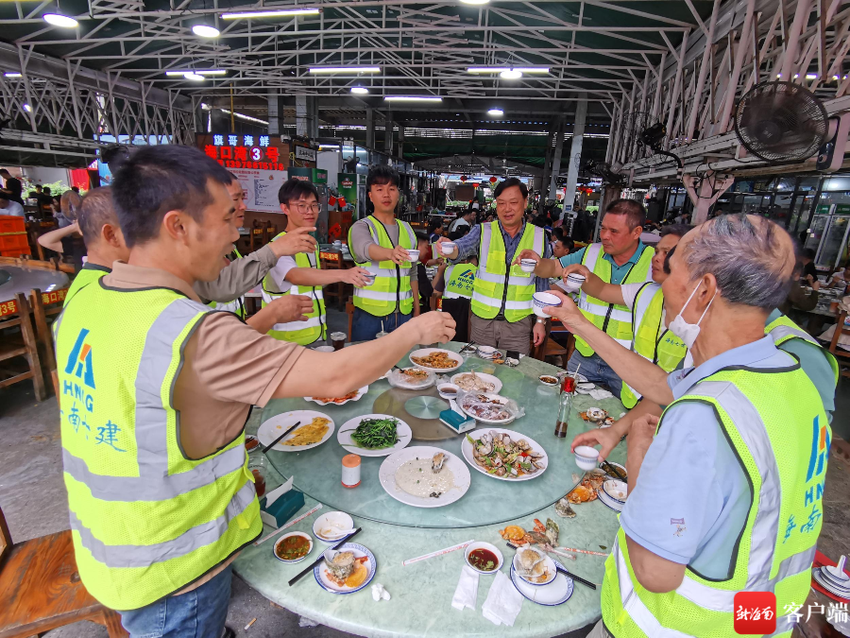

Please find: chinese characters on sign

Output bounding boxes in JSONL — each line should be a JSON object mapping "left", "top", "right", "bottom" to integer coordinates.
{"left": 198, "top": 133, "right": 290, "bottom": 171}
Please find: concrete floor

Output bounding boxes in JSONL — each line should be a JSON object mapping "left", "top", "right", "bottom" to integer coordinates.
{"left": 2, "top": 308, "right": 849, "bottom": 637}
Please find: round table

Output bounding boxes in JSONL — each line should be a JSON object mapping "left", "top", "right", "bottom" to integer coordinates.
{"left": 0, "top": 265, "right": 69, "bottom": 303}
{"left": 234, "top": 343, "right": 628, "bottom": 637}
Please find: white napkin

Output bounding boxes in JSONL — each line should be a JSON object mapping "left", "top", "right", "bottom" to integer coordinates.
{"left": 451, "top": 565, "right": 479, "bottom": 611}
{"left": 589, "top": 388, "right": 614, "bottom": 401}
{"left": 481, "top": 571, "right": 524, "bottom": 626}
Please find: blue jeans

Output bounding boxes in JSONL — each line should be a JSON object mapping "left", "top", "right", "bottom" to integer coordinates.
{"left": 568, "top": 351, "right": 623, "bottom": 397}
{"left": 118, "top": 565, "right": 232, "bottom": 638}
{"left": 352, "top": 307, "right": 412, "bottom": 341}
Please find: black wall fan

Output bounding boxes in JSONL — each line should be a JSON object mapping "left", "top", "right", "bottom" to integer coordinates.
{"left": 734, "top": 81, "right": 828, "bottom": 163}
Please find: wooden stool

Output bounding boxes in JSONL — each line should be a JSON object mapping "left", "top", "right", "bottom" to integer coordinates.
{"left": 0, "top": 292, "right": 46, "bottom": 402}
{"left": 0, "top": 506, "right": 128, "bottom": 638}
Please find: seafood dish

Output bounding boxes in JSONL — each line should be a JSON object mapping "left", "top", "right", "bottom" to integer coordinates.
{"left": 410, "top": 350, "right": 460, "bottom": 369}
{"left": 500, "top": 518, "right": 559, "bottom": 547}
{"left": 394, "top": 451, "right": 456, "bottom": 499}
{"left": 282, "top": 417, "right": 331, "bottom": 447}
{"left": 401, "top": 368, "right": 429, "bottom": 380}
{"left": 514, "top": 547, "right": 555, "bottom": 584}
{"left": 311, "top": 389, "right": 359, "bottom": 404}
{"left": 567, "top": 470, "right": 606, "bottom": 504}
{"left": 452, "top": 371, "right": 497, "bottom": 392}
{"left": 387, "top": 367, "right": 435, "bottom": 389}
{"left": 324, "top": 551, "right": 370, "bottom": 588}
{"left": 466, "top": 430, "right": 546, "bottom": 478}
{"left": 458, "top": 392, "right": 517, "bottom": 423}
{"left": 307, "top": 386, "right": 369, "bottom": 407}
{"left": 579, "top": 407, "right": 608, "bottom": 423}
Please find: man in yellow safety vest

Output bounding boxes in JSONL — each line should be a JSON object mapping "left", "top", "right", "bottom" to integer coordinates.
{"left": 545, "top": 214, "right": 827, "bottom": 638}
{"left": 524, "top": 199, "right": 654, "bottom": 394}
{"left": 53, "top": 145, "right": 455, "bottom": 637}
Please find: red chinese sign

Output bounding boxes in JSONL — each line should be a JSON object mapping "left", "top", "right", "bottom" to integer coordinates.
{"left": 42, "top": 288, "right": 68, "bottom": 305}
{"left": 196, "top": 133, "right": 289, "bottom": 172}
{"left": 0, "top": 298, "right": 18, "bottom": 318}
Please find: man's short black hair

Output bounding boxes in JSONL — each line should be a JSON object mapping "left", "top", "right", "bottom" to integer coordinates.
{"left": 659, "top": 223, "right": 691, "bottom": 239}
{"left": 366, "top": 165, "right": 400, "bottom": 190}
{"left": 42, "top": 186, "right": 51, "bottom": 194}
{"left": 78, "top": 187, "right": 117, "bottom": 246}
{"left": 111, "top": 145, "right": 233, "bottom": 248}
{"left": 278, "top": 178, "right": 319, "bottom": 206}
{"left": 604, "top": 198, "right": 646, "bottom": 231}
{"left": 802, "top": 247, "right": 816, "bottom": 260}
{"left": 493, "top": 177, "right": 528, "bottom": 199}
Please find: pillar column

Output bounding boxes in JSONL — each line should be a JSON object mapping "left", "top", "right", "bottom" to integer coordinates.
{"left": 548, "top": 115, "right": 566, "bottom": 200}
{"left": 296, "top": 96, "right": 319, "bottom": 139}
{"left": 268, "top": 92, "right": 281, "bottom": 136}
{"left": 365, "top": 108, "right": 375, "bottom": 148}
{"left": 384, "top": 110, "right": 393, "bottom": 155}
{"left": 563, "top": 97, "right": 587, "bottom": 217}
{"left": 540, "top": 121, "right": 556, "bottom": 208}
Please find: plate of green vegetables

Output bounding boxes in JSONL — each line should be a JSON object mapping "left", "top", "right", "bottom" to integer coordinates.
{"left": 337, "top": 414, "right": 413, "bottom": 457}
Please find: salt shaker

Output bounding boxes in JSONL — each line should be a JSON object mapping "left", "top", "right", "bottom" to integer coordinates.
{"left": 342, "top": 454, "right": 361, "bottom": 488}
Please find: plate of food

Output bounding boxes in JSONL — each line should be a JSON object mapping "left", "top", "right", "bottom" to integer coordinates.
{"left": 378, "top": 446, "right": 471, "bottom": 508}
{"left": 510, "top": 557, "right": 574, "bottom": 606}
{"left": 257, "top": 410, "right": 335, "bottom": 452}
{"left": 337, "top": 414, "right": 413, "bottom": 457}
{"left": 461, "top": 428, "right": 547, "bottom": 481}
{"left": 306, "top": 386, "right": 369, "bottom": 407}
{"left": 314, "top": 543, "right": 376, "bottom": 595}
{"left": 387, "top": 367, "right": 436, "bottom": 390}
{"left": 273, "top": 532, "right": 313, "bottom": 564}
{"left": 451, "top": 371, "right": 502, "bottom": 394}
{"left": 566, "top": 469, "right": 606, "bottom": 504}
{"left": 409, "top": 348, "right": 464, "bottom": 373}
{"left": 458, "top": 392, "right": 517, "bottom": 424}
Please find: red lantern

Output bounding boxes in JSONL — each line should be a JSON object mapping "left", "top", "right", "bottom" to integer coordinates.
{"left": 472, "top": 183, "right": 479, "bottom": 188}
{"left": 489, "top": 176, "right": 498, "bottom": 184}
{"left": 460, "top": 175, "right": 468, "bottom": 182}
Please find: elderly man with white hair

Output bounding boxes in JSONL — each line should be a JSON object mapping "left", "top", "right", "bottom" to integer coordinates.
{"left": 548, "top": 214, "right": 828, "bottom": 638}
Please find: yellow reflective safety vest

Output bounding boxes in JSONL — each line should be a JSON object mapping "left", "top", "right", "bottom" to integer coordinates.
{"left": 766, "top": 314, "right": 839, "bottom": 384}
{"left": 601, "top": 363, "right": 828, "bottom": 638}
{"left": 443, "top": 263, "right": 476, "bottom": 299}
{"left": 53, "top": 280, "right": 262, "bottom": 611}
{"left": 575, "top": 242, "right": 654, "bottom": 357}
{"left": 620, "top": 282, "right": 687, "bottom": 409}
{"left": 471, "top": 221, "right": 545, "bottom": 322}
{"left": 348, "top": 215, "right": 416, "bottom": 317}
{"left": 207, "top": 248, "right": 247, "bottom": 319}
{"left": 261, "top": 234, "right": 326, "bottom": 345}
{"left": 64, "top": 263, "right": 110, "bottom": 306}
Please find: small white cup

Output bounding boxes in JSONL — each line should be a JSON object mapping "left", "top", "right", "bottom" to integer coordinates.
{"left": 563, "top": 274, "right": 586, "bottom": 294}
{"left": 574, "top": 445, "right": 600, "bottom": 471}
{"left": 520, "top": 259, "right": 537, "bottom": 273}
{"left": 532, "top": 291, "right": 562, "bottom": 318}
{"left": 440, "top": 241, "right": 456, "bottom": 255}
{"left": 407, "top": 249, "right": 420, "bottom": 263}
{"left": 313, "top": 345, "right": 335, "bottom": 353}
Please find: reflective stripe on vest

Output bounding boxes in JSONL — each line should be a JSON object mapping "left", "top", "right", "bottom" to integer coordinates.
{"left": 443, "top": 263, "right": 476, "bottom": 299}
{"left": 620, "top": 282, "right": 688, "bottom": 409}
{"left": 470, "top": 221, "right": 545, "bottom": 322}
{"left": 261, "top": 233, "right": 326, "bottom": 345}
{"left": 348, "top": 216, "right": 416, "bottom": 317}
{"left": 601, "top": 365, "right": 827, "bottom": 638}
{"left": 56, "top": 284, "right": 262, "bottom": 610}
{"left": 575, "top": 243, "right": 654, "bottom": 356}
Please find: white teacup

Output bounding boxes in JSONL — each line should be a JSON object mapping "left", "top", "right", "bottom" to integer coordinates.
{"left": 563, "top": 274, "right": 586, "bottom": 293}
{"left": 440, "top": 241, "right": 456, "bottom": 256}
{"left": 520, "top": 259, "right": 537, "bottom": 274}
{"left": 574, "top": 445, "right": 600, "bottom": 471}
{"left": 532, "top": 291, "right": 562, "bottom": 318}
{"left": 407, "top": 249, "right": 420, "bottom": 263}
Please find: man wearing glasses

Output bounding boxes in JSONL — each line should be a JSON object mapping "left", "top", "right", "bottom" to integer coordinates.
{"left": 262, "top": 178, "right": 371, "bottom": 345}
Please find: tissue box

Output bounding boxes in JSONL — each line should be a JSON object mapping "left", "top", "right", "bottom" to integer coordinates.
{"left": 260, "top": 489, "right": 305, "bottom": 528}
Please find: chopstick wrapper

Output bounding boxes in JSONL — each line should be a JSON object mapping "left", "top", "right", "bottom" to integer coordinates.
{"left": 259, "top": 477, "right": 304, "bottom": 528}
{"left": 451, "top": 565, "right": 479, "bottom": 611}
{"left": 481, "top": 571, "right": 523, "bottom": 626}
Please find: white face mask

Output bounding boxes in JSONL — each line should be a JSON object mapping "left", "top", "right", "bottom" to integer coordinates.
{"left": 668, "top": 282, "right": 716, "bottom": 349}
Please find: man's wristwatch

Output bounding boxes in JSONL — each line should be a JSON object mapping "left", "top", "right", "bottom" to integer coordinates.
{"left": 536, "top": 317, "right": 547, "bottom": 324}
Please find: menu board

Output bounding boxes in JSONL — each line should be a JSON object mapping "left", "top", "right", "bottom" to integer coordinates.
{"left": 230, "top": 168, "right": 288, "bottom": 214}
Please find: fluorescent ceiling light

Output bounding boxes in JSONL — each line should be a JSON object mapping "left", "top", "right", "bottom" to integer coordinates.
{"left": 184, "top": 72, "right": 205, "bottom": 81}
{"left": 166, "top": 70, "right": 226, "bottom": 76}
{"left": 487, "top": 108, "right": 504, "bottom": 116}
{"left": 221, "top": 7, "right": 319, "bottom": 19}
{"left": 467, "top": 66, "right": 548, "bottom": 74}
{"left": 384, "top": 96, "right": 443, "bottom": 102}
{"left": 309, "top": 66, "right": 380, "bottom": 74}
{"left": 220, "top": 107, "right": 269, "bottom": 125}
{"left": 350, "top": 86, "right": 369, "bottom": 95}
{"left": 500, "top": 69, "right": 523, "bottom": 79}
{"left": 192, "top": 24, "right": 220, "bottom": 37}
{"left": 43, "top": 13, "right": 78, "bottom": 28}
{"left": 4, "top": 72, "right": 22, "bottom": 78}
{"left": 23, "top": 103, "right": 32, "bottom": 112}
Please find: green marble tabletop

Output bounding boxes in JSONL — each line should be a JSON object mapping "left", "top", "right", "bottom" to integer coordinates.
{"left": 234, "top": 344, "right": 629, "bottom": 637}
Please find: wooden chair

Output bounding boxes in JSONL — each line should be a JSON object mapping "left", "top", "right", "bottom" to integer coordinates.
{"left": 249, "top": 220, "right": 266, "bottom": 252}
{"left": 320, "top": 248, "right": 348, "bottom": 311}
{"left": 346, "top": 300, "right": 355, "bottom": 338}
{"left": 0, "top": 292, "right": 46, "bottom": 402}
{"left": 827, "top": 310, "right": 850, "bottom": 379}
{"left": 30, "top": 287, "right": 69, "bottom": 391}
{"left": 532, "top": 319, "right": 572, "bottom": 369}
{"left": 0, "top": 505, "right": 128, "bottom": 638}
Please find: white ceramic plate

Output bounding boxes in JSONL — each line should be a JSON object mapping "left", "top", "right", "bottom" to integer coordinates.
{"left": 458, "top": 392, "right": 517, "bottom": 425}
{"left": 313, "top": 543, "right": 376, "bottom": 595}
{"left": 814, "top": 568, "right": 850, "bottom": 595}
{"left": 273, "top": 532, "right": 314, "bottom": 564}
{"left": 305, "top": 386, "right": 369, "bottom": 407}
{"left": 509, "top": 560, "right": 574, "bottom": 606}
{"left": 378, "top": 446, "right": 471, "bottom": 508}
{"left": 387, "top": 367, "right": 436, "bottom": 390}
{"left": 409, "top": 348, "right": 464, "bottom": 373}
{"left": 598, "top": 489, "right": 624, "bottom": 513}
{"left": 257, "top": 410, "right": 335, "bottom": 452}
{"left": 450, "top": 371, "right": 503, "bottom": 394}
{"left": 602, "top": 479, "right": 628, "bottom": 504}
{"left": 461, "top": 428, "right": 548, "bottom": 482}
{"left": 337, "top": 414, "right": 413, "bottom": 457}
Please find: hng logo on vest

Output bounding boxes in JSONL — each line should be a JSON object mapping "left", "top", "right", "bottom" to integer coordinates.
{"left": 65, "top": 328, "right": 96, "bottom": 390}
{"left": 804, "top": 415, "right": 829, "bottom": 506}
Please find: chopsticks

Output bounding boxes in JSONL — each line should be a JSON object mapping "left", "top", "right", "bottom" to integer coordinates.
{"left": 262, "top": 421, "right": 301, "bottom": 454}
{"left": 505, "top": 542, "right": 597, "bottom": 590}
{"left": 458, "top": 340, "right": 476, "bottom": 356}
{"left": 600, "top": 460, "right": 627, "bottom": 483}
{"left": 288, "top": 527, "right": 361, "bottom": 587}
{"left": 403, "top": 539, "right": 474, "bottom": 567}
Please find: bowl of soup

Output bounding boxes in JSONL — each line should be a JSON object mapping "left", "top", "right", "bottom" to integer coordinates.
{"left": 464, "top": 541, "right": 503, "bottom": 575}
{"left": 274, "top": 531, "right": 314, "bottom": 564}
